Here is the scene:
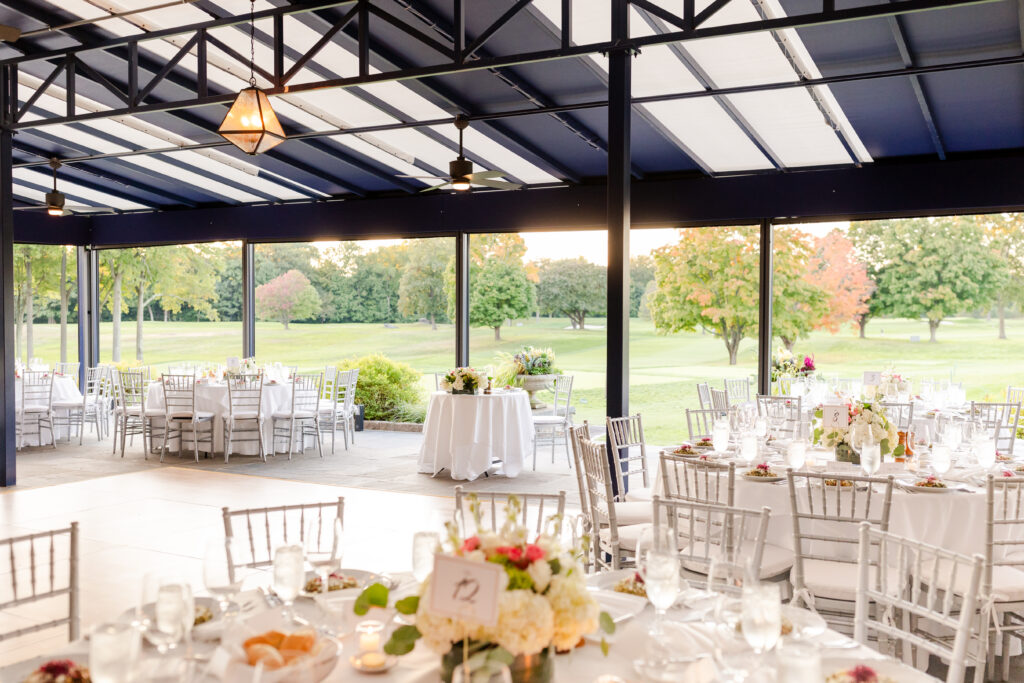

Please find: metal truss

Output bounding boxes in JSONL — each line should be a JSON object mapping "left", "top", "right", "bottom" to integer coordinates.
{"left": 0, "top": 0, "right": 997, "bottom": 130}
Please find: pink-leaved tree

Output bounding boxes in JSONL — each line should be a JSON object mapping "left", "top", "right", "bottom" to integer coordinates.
{"left": 255, "top": 269, "right": 322, "bottom": 329}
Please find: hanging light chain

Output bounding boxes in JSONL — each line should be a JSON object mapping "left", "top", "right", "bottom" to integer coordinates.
{"left": 248, "top": 0, "right": 257, "bottom": 87}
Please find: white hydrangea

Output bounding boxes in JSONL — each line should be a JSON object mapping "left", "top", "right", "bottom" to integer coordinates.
{"left": 488, "top": 590, "right": 554, "bottom": 656}
{"left": 526, "top": 557, "right": 552, "bottom": 592}
{"left": 545, "top": 575, "right": 599, "bottom": 651}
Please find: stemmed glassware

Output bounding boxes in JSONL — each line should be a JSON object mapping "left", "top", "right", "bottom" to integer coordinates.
{"left": 712, "top": 418, "right": 731, "bottom": 454}
{"left": 740, "top": 582, "right": 782, "bottom": 657}
{"left": 635, "top": 527, "right": 681, "bottom": 636}
{"left": 305, "top": 517, "right": 345, "bottom": 595}
{"left": 203, "top": 536, "right": 247, "bottom": 617}
{"left": 931, "top": 444, "right": 953, "bottom": 480}
{"left": 139, "top": 575, "right": 191, "bottom": 656}
{"left": 273, "top": 544, "right": 305, "bottom": 618}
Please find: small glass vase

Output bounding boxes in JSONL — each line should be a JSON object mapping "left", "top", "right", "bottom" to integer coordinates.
{"left": 451, "top": 388, "right": 476, "bottom": 395}
{"left": 441, "top": 644, "right": 553, "bottom": 683}
{"left": 835, "top": 442, "right": 859, "bottom": 465}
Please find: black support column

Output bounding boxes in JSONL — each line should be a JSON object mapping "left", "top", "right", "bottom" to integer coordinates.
{"left": 242, "top": 240, "right": 255, "bottom": 358}
{"left": 76, "top": 247, "right": 99, "bottom": 389}
{"left": 757, "top": 219, "right": 773, "bottom": 396}
{"left": 1, "top": 65, "right": 15, "bottom": 486}
{"left": 606, "top": 0, "right": 631, "bottom": 420}
{"left": 455, "top": 232, "right": 470, "bottom": 368}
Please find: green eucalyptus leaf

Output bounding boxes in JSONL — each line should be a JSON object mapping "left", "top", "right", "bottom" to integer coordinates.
{"left": 600, "top": 638, "right": 610, "bottom": 656}
{"left": 599, "top": 610, "right": 616, "bottom": 635}
{"left": 395, "top": 595, "right": 420, "bottom": 615}
{"left": 383, "top": 625, "right": 421, "bottom": 656}
{"left": 353, "top": 582, "right": 390, "bottom": 615}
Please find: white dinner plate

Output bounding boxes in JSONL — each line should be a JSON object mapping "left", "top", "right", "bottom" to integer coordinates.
{"left": 821, "top": 656, "right": 935, "bottom": 682}
{"left": 741, "top": 473, "right": 784, "bottom": 483}
{"left": 899, "top": 481, "right": 953, "bottom": 494}
{"left": 585, "top": 569, "right": 646, "bottom": 603}
{"left": 299, "top": 568, "right": 390, "bottom": 597}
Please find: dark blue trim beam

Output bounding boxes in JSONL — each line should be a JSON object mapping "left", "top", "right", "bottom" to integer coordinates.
{"left": 1, "top": 100, "right": 14, "bottom": 486}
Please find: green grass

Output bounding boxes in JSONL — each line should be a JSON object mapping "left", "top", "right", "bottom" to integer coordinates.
{"left": 18, "top": 315, "right": 1024, "bottom": 443}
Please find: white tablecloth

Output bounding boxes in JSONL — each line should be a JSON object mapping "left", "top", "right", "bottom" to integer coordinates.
{"left": 16, "top": 374, "right": 82, "bottom": 445}
{"left": 146, "top": 380, "right": 301, "bottom": 456}
{"left": 418, "top": 391, "right": 533, "bottom": 481}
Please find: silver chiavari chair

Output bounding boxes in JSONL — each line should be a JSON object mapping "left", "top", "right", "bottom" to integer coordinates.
{"left": 756, "top": 394, "right": 802, "bottom": 438}
{"left": 533, "top": 374, "right": 575, "bottom": 469}
{"left": 224, "top": 372, "right": 266, "bottom": 463}
{"left": 338, "top": 368, "right": 360, "bottom": 449}
{"left": 696, "top": 382, "right": 712, "bottom": 410}
{"left": 709, "top": 387, "right": 729, "bottom": 413}
{"left": 980, "top": 475, "right": 1024, "bottom": 681}
{"left": 111, "top": 369, "right": 154, "bottom": 458}
{"left": 787, "top": 469, "right": 895, "bottom": 632}
{"left": 854, "top": 522, "right": 986, "bottom": 683}
{"left": 1006, "top": 387, "right": 1024, "bottom": 410}
{"left": 0, "top": 523, "right": 79, "bottom": 644}
{"left": 273, "top": 372, "right": 324, "bottom": 459}
{"left": 685, "top": 408, "right": 718, "bottom": 441}
{"left": 879, "top": 401, "right": 915, "bottom": 431}
{"left": 568, "top": 422, "right": 595, "bottom": 571}
{"left": 454, "top": 486, "right": 567, "bottom": 537}
{"left": 579, "top": 437, "right": 647, "bottom": 571}
{"left": 605, "top": 414, "right": 651, "bottom": 501}
{"left": 54, "top": 362, "right": 80, "bottom": 379}
{"left": 660, "top": 453, "right": 735, "bottom": 505}
{"left": 653, "top": 495, "right": 770, "bottom": 590}
{"left": 972, "top": 402, "right": 1022, "bottom": 456}
{"left": 723, "top": 377, "right": 752, "bottom": 404}
{"left": 52, "top": 365, "right": 107, "bottom": 445}
{"left": 17, "top": 369, "right": 55, "bottom": 449}
{"left": 222, "top": 499, "right": 344, "bottom": 571}
{"left": 160, "top": 373, "right": 214, "bottom": 462}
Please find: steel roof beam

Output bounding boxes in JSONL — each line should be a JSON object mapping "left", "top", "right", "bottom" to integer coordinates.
{"left": 887, "top": 14, "right": 945, "bottom": 159}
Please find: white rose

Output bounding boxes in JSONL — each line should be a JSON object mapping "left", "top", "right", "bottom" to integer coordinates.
{"left": 527, "top": 558, "right": 552, "bottom": 592}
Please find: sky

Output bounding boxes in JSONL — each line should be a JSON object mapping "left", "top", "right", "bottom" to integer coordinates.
{"left": 316, "top": 221, "right": 848, "bottom": 265}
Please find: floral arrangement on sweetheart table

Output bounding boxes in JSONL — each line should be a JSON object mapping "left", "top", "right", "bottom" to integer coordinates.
{"left": 355, "top": 494, "right": 612, "bottom": 683}
{"left": 813, "top": 400, "right": 902, "bottom": 464}
{"left": 441, "top": 367, "right": 487, "bottom": 395}
{"left": 770, "top": 346, "right": 816, "bottom": 382}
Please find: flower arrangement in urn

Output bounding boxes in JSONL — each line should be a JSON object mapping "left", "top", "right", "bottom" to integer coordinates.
{"left": 813, "top": 400, "right": 901, "bottom": 464}
{"left": 441, "top": 367, "right": 486, "bottom": 395}
{"left": 496, "top": 347, "right": 560, "bottom": 409}
{"left": 370, "top": 494, "right": 612, "bottom": 683}
{"left": 771, "top": 346, "right": 816, "bottom": 382}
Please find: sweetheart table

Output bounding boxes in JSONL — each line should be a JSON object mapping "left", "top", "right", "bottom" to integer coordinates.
{"left": 417, "top": 390, "right": 533, "bottom": 481}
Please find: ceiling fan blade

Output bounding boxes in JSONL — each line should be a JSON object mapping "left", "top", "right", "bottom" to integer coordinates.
{"left": 0, "top": 24, "right": 21, "bottom": 42}
{"left": 13, "top": 205, "right": 47, "bottom": 211}
{"left": 66, "top": 205, "right": 117, "bottom": 214}
{"left": 419, "top": 182, "right": 452, "bottom": 193}
{"left": 396, "top": 175, "right": 448, "bottom": 179}
{"left": 466, "top": 170, "right": 508, "bottom": 180}
{"left": 473, "top": 179, "right": 523, "bottom": 190}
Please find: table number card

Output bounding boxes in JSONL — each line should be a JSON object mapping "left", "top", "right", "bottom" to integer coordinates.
{"left": 429, "top": 554, "right": 504, "bottom": 627}
{"left": 821, "top": 404, "right": 847, "bottom": 429}
{"left": 862, "top": 370, "right": 882, "bottom": 386}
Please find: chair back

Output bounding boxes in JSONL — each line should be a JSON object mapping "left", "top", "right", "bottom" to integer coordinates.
{"left": 837, "top": 377, "right": 857, "bottom": 394}
{"left": 756, "top": 394, "right": 802, "bottom": 437}
{"left": 972, "top": 401, "right": 1021, "bottom": 454}
{"left": 227, "top": 373, "right": 264, "bottom": 417}
{"left": 578, "top": 437, "right": 625, "bottom": 570}
{"left": 321, "top": 366, "right": 339, "bottom": 404}
{"left": 723, "top": 377, "right": 751, "bottom": 404}
{"left": 985, "top": 474, "right": 1024, "bottom": 597}
{"left": 568, "top": 422, "right": 593, "bottom": 513}
{"left": 786, "top": 469, "right": 894, "bottom": 604}
{"left": 54, "top": 362, "right": 80, "bottom": 378}
{"left": 605, "top": 414, "right": 650, "bottom": 493}
{"left": 549, "top": 374, "right": 574, "bottom": 420}
{"left": 685, "top": 408, "right": 718, "bottom": 441}
{"left": 117, "top": 370, "right": 146, "bottom": 412}
{"left": 341, "top": 368, "right": 359, "bottom": 414}
{"left": 653, "top": 496, "right": 770, "bottom": 591}
{"left": 853, "top": 522, "right": 984, "bottom": 683}
{"left": 20, "top": 370, "right": 54, "bottom": 410}
{"left": 161, "top": 373, "right": 197, "bottom": 418}
{"left": 879, "top": 401, "right": 914, "bottom": 431}
{"left": 709, "top": 387, "right": 729, "bottom": 412}
{"left": 1007, "top": 386, "right": 1024, "bottom": 408}
{"left": 454, "top": 486, "right": 567, "bottom": 537}
{"left": 291, "top": 372, "right": 323, "bottom": 415}
{"left": 222, "top": 498, "right": 345, "bottom": 569}
{"left": 0, "top": 523, "right": 79, "bottom": 642}
{"left": 660, "top": 454, "right": 735, "bottom": 505}
{"left": 696, "top": 382, "right": 711, "bottom": 410}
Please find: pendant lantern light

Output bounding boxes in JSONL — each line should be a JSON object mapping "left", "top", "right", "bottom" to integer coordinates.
{"left": 218, "top": 0, "right": 285, "bottom": 154}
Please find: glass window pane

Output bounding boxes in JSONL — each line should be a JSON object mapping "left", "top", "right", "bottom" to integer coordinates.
{"left": 14, "top": 244, "right": 78, "bottom": 369}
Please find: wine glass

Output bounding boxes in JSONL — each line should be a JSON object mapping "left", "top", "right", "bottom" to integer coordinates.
{"left": 754, "top": 416, "right": 768, "bottom": 441}
{"left": 976, "top": 437, "right": 997, "bottom": 470}
{"left": 273, "top": 544, "right": 305, "bottom": 617}
{"left": 412, "top": 531, "right": 440, "bottom": 584}
{"left": 741, "top": 582, "right": 782, "bottom": 656}
{"left": 305, "top": 517, "right": 344, "bottom": 595}
{"left": 203, "top": 536, "right": 246, "bottom": 617}
{"left": 785, "top": 439, "right": 807, "bottom": 470}
{"left": 638, "top": 532, "right": 681, "bottom": 635}
{"left": 712, "top": 418, "right": 730, "bottom": 454}
{"left": 740, "top": 431, "right": 759, "bottom": 465}
{"left": 860, "top": 439, "right": 882, "bottom": 477}
{"left": 931, "top": 444, "right": 952, "bottom": 479}
{"left": 140, "top": 576, "right": 189, "bottom": 655}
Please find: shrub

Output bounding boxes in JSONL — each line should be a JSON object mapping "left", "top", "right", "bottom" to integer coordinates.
{"left": 338, "top": 354, "right": 423, "bottom": 422}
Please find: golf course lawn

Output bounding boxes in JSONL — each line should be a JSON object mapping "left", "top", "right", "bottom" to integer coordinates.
{"left": 21, "top": 315, "right": 1024, "bottom": 444}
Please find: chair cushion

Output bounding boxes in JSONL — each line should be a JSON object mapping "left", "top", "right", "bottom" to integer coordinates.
{"left": 796, "top": 559, "right": 901, "bottom": 602}
{"left": 273, "top": 410, "right": 316, "bottom": 420}
{"left": 118, "top": 406, "right": 142, "bottom": 415}
{"left": 599, "top": 523, "right": 651, "bottom": 552}
{"left": 928, "top": 564, "right": 1024, "bottom": 603}
{"left": 624, "top": 486, "right": 654, "bottom": 503}
{"left": 612, "top": 501, "right": 652, "bottom": 526}
{"left": 144, "top": 408, "right": 164, "bottom": 417}
{"left": 168, "top": 411, "right": 214, "bottom": 420}
{"left": 20, "top": 404, "right": 50, "bottom": 413}
{"left": 532, "top": 415, "right": 566, "bottom": 425}
{"left": 680, "top": 542, "right": 793, "bottom": 580}
{"left": 52, "top": 400, "right": 82, "bottom": 409}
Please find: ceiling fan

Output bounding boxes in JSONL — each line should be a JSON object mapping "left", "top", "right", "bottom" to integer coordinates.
{"left": 14, "top": 158, "right": 116, "bottom": 216}
{"left": 399, "top": 115, "right": 522, "bottom": 192}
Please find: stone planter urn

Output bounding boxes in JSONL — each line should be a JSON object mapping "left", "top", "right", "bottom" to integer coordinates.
{"left": 517, "top": 374, "right": 557, "bottom": 410}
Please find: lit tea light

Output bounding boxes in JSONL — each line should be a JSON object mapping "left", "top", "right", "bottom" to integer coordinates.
{"left": 356, "top": 620, "right": 384, "bottom": 653}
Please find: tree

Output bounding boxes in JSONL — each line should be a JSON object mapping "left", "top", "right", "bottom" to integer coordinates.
{"left": 469, "top": 233, "right": 527, "bottom": 266}
{"left": 771, "top": 227, "right": 830, "bottom": 351}
{"left": 849, "top": 216, "right": 1006, "bottom": 342}
{"left": 804, "top": 229, "right": 875, "bottom": 337}
{"left": 398, "top": 239, "right": 452, "bottom": 329}
{"left": 13, "top": 245, "right": 61, "bottom": 364}
{"left": 57, "top": 247, "right": 75, "bottom": 364}
{"left": 630, "top": 256, "right": 655, "bottom": 318}
{"left": 535, "top": 258, "right": 607, "bottom": 329}
{"left": 255, "top": 269, "right": 322, "bottom": 329}
{"left": 469, "top": 261, "right": 535, "bottom": 341}
{"left": 254, "top": 242, "right": 319, "bottom": 285}
{"left": 100, "top": 249, "right": 144, "bottom": 363}
{"left": 979, "top": 213, "right": 1024, "bottom": 339}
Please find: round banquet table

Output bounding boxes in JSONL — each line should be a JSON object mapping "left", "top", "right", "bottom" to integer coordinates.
{"left": 146, "top": 379, "right": 310, "bottom": 456}
{"left": 417, "top": 390, "right": 533, "bottom": 481}
{"left": 15, "top": 374, "right": 83, "bottom": 446}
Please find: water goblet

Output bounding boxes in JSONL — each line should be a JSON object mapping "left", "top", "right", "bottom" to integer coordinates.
{"left": 273, "top": 544, "right": 305, "bottom": 618}
{"left": 741, "top": 582, "right": 782, "bottom": 656}
{"left": 740, "top": 431, "right": 759, "bottom": 465}
{"left": 754, "top": 416, "right": 768, "bottom": 440}
{"left": 712, "top": 418, "right": 731, "bottom": 454}
{"left": 860, "top": 440, "right": 882, "bottom": 477}
{"left": 203, "top": 536, "right": 246, "bottom": 617}
{"left": 412, "top": 531, "right": 440, "bottom": 584}
{"left": 931, "top": 444, "right": 952, "bottom": 479}
{"left": 643, "top": 549, "right": 681, "bottom": 636}
{"left": 141, "top": 578, "right": 187, "bottom": 655}
{"left": 90, "top": 622, "right": 139, "bottom": 683}
{"left": 785, "top": 440, "right": 806, "bottom": 470}
{"left": 305, "top": 517, "right": 344, "bottom": 595}
{"left": 977, "top": 438, "right": 997, "bottom": 470}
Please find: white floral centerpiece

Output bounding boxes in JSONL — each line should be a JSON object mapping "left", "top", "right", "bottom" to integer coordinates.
{"left": 879, "top": 369, "right": 910, "bottom": 397}
{"left": 360, "top": 496, "right": 612, "bottom": 683}
{"left": 239, "top": 357, "right": 261, "bottom": 375}
{"left": 441, "top": 367, "right": 486, "bottom": 395}
{"left": 813, "top": 400, "right": 902, "bottom": 464}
